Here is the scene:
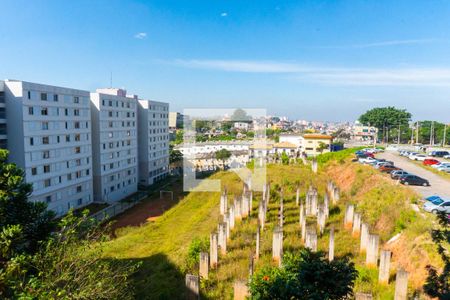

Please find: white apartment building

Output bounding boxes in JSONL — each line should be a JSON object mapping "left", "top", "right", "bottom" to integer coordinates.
{"left": 0, "top": 81, "right": 7, "bottom": 149}
{"left": 138, "top": 100, "right": 169, "bottom": 186}
{"left": 90, "top": 88, "right": 138, "bottom": 203}
{"left": 3, "top": 80, "right": 93, "bottom": 216}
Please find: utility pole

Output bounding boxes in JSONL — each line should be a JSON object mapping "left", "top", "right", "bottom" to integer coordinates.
{"left": 416, "top": 121, "right": 419, "bottom": 144}
{"left": 430, "top": 121, "right": 434, "bottom": 146}
{"left": 410, "top": 123, "right": 414, "bottom": 145}
{"left": 443, "top": 124, "right": 447, "bottom": 147}
{"left": 397, "top": 123, "right": 401, "bottom": 147}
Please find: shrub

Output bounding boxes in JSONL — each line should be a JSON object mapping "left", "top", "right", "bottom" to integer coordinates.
{"left": 185, "top": 237, "right": 209, "bottom": 273}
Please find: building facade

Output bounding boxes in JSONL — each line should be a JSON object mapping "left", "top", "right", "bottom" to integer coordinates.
{"left": 300, "top": 134, "right": 333, "bottom": 156}
{"left": 0, "top": 81, "right": 7, "bottom": 149}
{"left": 138, "top": 100, "right": 170, "bottom": 186}
{"left": 3, "top": 80, "right": 93, "bottom": 216}
{"left": 90, "top": 89, "right": 138, "bottom": 203}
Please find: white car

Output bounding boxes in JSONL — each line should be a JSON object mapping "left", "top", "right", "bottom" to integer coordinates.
{"left": 437, "top": 165, "right": 450, "bottom": 173}
{"left": 374, "top": 161, "right": 393, "bottom": 169}
{"left": 423, "top": 198, "right": 450, "bottom": 214}
{"left": 444, "top": 154, "right": 450, "bottom": 159}
{"left": 359, "top": 157, "right": 377, "bottom": 164}
{"left": 409, "top": 153, "right": 427, "bottom": 161}
{"left": 432, "top": 162, "right": 450, "bottom": 169}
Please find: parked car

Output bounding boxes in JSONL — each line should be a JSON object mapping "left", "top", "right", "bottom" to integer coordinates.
{"left": 391, "top": 170, "right": 409, "bottom": 179}
{"left": 374, "top": 161, "right": 394, "bottom": 169}
{"left": 379, "top": 165, "right": 401, "bottom": 173}
{"left": 359, "top": 157, "right": 377, "bottom": 164}
{"left": 432, "top": 162, "right": 450, "bottom": 169}
{"left": 437, "top": 165, "right": 450, "bottom": 173}
{"left": 444, "top": 154, "right": 450, "bottom": 159}
{"left": 409, "top": 153, "right": 428, "bottom": 161}
{"left": 423, "top": 158, "right": 440, "bottom": 166}
{"left": 424, "top": 195, "right": 444, "bottom": 202}
{"left": 430, "top": 151, "right": 450, "bottom": 158}
{"left": 423, "top": 198, "right": 450, "bottom": 214}
{"left": 399, "top": 174, "right": 430, "bottom": 186}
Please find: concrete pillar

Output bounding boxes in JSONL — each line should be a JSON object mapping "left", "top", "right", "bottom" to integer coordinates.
{"left": 296, "top": 187, "right": 300, "bottom": 206}
{"left": 360, "top": 223, "right": 369, "bottom": 253}
{"left": 312, "top": 157, "right": 318, "bottom": 173}
{"left": 199, "top": 252, "right": 209, "bottom": 279}
{"left": 241, "top": 194, "right": 249, "bottom": 219}
{"left": 355, "top": 293, "right": 373, "bottom": 300}
{"left": 218, "top": 223, "right": 227, "bottom": 255}
{"left": 258, "top": 201, "right": 265, "bottom": 230}
{"left": 299, "top": 203, "right": 305, "bottom": 228}
{"left": 248, "top": 254, "right": 254, "bottom": 277}
{"left": 266, "top": 183, "right": 271, "bottom": 203}
{"left": 379, "top": 250, "right": 391, "bottom": 284}
{"left": 185, "top": 274, "right": 199, "bottom": 300}
{"left": 279, "top": 196, "right": 284, "bottom": 227}
{"left": 344, "top": 204, "right": 354, "bottom": 229}
{"left": 234, "top": 197, "right": 242, "bottom": 220}
{"left": 220, "top": 192, "right": 227, "bottom": 215}
{"left": 229, "top": 206, "right": 235, "bottom": 230}
{"left": 333, "top": 187, "right": 340, "bottom": 204}
{"left": 256, "top": 225, "right": 260, "bottom": 260}
{"left": 249, "top": 191, "right": 253, "bottom": 214}
{"left": 301, "top": 217, "right": 306, "bottom": 242}
{"left": 224, "top": 213, "right": 230, "bottom": 239}
{"left": 328, "top": 227, "right": 335, "bottom": 261}
{"left": 317, "top": 205, "right": 326, "bottom": 234}
{"left": 305, "top": 227, "right": 318, "bottom": 252}
{"left": 324, "top": 194, "right": 329, "bottom": 219}
{"left": 262, "top": 183, "right": 267, "bottom": 203}
{"left": 210, "top": 232, "right": 218, "bottom": 268}
{"left": 233, "top": 280, "right": 249, "bottom": 300}
{"left": 365, "top": 234, "right": 379, "bottom": 267}
{"left": 310, "top": 192, "right": 318, "bottom": 216}
{"left": 352, "top": 212, "right": 361, "bottom": 237}
{"left": 272, "top": 226, "right": 283, "bottom": 266}
{"left": 394, "top": 268, "right": 408, "bottom": 300}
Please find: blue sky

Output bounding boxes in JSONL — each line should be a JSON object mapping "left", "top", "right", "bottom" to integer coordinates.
{"left": 1, "top": 0, "right": 450, "bottom": 122}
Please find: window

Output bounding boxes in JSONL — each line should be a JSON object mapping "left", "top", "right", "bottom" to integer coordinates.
{"left": 74, "top": 109, "right": 80, "bottom": 116}
{"left": 53, "top": 94, "right": 58, "bottom": 102}
{"left": 108, "top": 132, "right": 113, "bottom": 138}
{"left": 57, "top": 136, "right": 60, "bottom": 143}
{"left": 65, "top": 108, "right": 68, "bottom": 116}
{"left": 76, "top": 185, "right": 82, "bottom": 193}
{"left": 44, "top": 179, "right": 51, "bottom": 187}
{"left": 42, "top": 136, "right": 49, "bottom": 144}
{"left": 74, "top": 96, "right": 79, "bottom": 103}
{"left": 31, "top": 167, "right": 37, "bottom": 175}
{"left": 43, "top": 151, "right": 50, "bottom": 159}
{"left": 30, "top": 137, "right": 34, "bottom": 146}
{"left": 77, "top": 198, "right": 82, "bottom": 206}
{"left": 76, "top": 159, "right": 81, "bottom": 166}
{"left": 75, "top": 134, "right": 80, "bottom": 141}
{"left": 66, "top": 135, "right": 70, "bottom": 142}
{"left": 75, "top": 147, "right": 81, "bottom": 154}
{"left": 45, "top": 195, "right": 52, "bottom": 203}
{"left": 42, "top": 122, "right": 48, "bottom": 130}
{"left": 40, "top": 93, "right": 47, "bottom": 101}
{"left": 74, "top": 122, "right": 80, "bottom": 129}
{"left": 41, "top": 107, "right": 48, "bottom": 115}
{"left": 28, "top": 107, "right": 34, "bottom": 115}
{"left": 27, "top": 91, "right": 31, "bottom": 99}
{"left": 67, "top": 173, "right": 72, "bottom": 180}
{"left": 43, "top": 165, "right": 50, "bottom": 173}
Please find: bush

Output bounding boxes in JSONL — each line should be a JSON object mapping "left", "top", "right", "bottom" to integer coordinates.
{"left": 185, "top": 237, "right": 209, "bottom": 273}
{"left": 249, "top": 249, "right": 357, "bottom": 300}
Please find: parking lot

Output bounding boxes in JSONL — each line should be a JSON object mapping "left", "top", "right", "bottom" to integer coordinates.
{"left": 377, "top": 151, "right": 450, "bottom": 199}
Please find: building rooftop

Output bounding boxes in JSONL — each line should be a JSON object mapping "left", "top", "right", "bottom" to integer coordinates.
{"left": 303, "top": 134, "right": 333, "bottom": 140}
{"left": 274, "top": 141, "right": 298, "bottom": 149}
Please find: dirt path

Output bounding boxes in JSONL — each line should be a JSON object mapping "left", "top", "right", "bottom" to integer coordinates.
{"left": 378, "top": 151, "right": 450, "bottom": 199}
{"left": 111, "top": 179, "right": 185, "bottom": 232}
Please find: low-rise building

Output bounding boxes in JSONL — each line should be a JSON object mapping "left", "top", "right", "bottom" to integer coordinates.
{"left": 300, "top": 134, "right": 333, "bottom": 156}
{"left": 351, "top": 124, "right": 378, "bottom": 141}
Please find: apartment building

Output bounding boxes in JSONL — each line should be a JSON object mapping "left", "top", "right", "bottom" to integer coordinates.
{"left": 0, "top": 81, "right": 7, "bottom": 148}
{"left": 3, "top": 80, "right": 93, "bottom": 216}
{"left": 300, "top": 134, "right": 333, "bottom": 156}
{"left": 138, "top": 100, "right": 169, "bottom": 186}
{"left": 90, "top": 88, "right": 138, "bottom": 203}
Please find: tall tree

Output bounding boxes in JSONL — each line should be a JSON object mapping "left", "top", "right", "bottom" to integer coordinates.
{"left": 358, "top": 107, "right": 411, "bottom": 142}
{"left": 0, "top": 149, "right": 56, "bottom": 253}
{"left": 215, "top": 149, "right": 231, "bottom": 169}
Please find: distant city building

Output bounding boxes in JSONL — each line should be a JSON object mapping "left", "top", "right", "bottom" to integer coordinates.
{"left": 279, "top": 134, "right": 302, "bottom": 148}
{"left": 90, "top": 88, "right": 138, "bottom": 203}
{"left": 273, "top": 141, "right": 298, "bottom": 157}
{"left": 169, "top": 111, "right": 183, "bottom": 130}
{"left": 3, "top": 80, "right": 94, "bottom": 216}
{"left": 352, "top": 123, "right": 378, "bottom": 141}
{"left": 138, "top": 100, "right": 170, "bottom": 186}
{"left": 233, "top": 122, "right": 249, "bottom": 131}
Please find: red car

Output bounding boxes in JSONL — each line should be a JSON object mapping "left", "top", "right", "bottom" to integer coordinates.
{"left": 363, "top": 152, "right": 375, "bottom": 158}
{"left": 379, "top": 165, "right": 401, "bottom": 173}
{"left": 423, "top": 158, "right": 439, "bottom": 166}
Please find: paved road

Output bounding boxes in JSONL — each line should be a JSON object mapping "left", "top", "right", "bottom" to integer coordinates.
{"left": 378, "top": 151, "right": 450, "bottom": 200}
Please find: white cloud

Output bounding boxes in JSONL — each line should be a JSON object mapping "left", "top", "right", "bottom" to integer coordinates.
{"left": 134, "top": 32, "right": 147, "bottom": 39}
{"left": 170, "top": 59, "right": 450, "bottom": 87}
{"left": 221, "top": 12, "right": 228, "bottom": 17}
{"left": 310, "top": 39, "right": 441, "bottom": 49}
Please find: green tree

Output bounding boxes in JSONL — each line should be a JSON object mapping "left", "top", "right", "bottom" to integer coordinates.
{"left": 249, "top": 249, "right": 357, "bottom": 300}
{"left": 0, "top": 149, "right": 56, "bottom": 254}
{"left": 316, "top": 142, "right": 329, "bottom": 154}
{"left": 169, "top": 145, "right": 183, "bottom": 164}
{"left": 281, "top": 152, "right": 289, "bottom": 165}
{"left": 358, "top": 107, "right": 412, "bottom": 142}
{"left": 215, "top": 149, "right": 231, "bottom": 169}
{"left": 424, "top": 212, "right": 450, "bottom": 299}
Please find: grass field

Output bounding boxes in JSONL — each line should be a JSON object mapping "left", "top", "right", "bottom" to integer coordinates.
{"left": 101, "top": 154, "right": 442, "bottom": 299}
